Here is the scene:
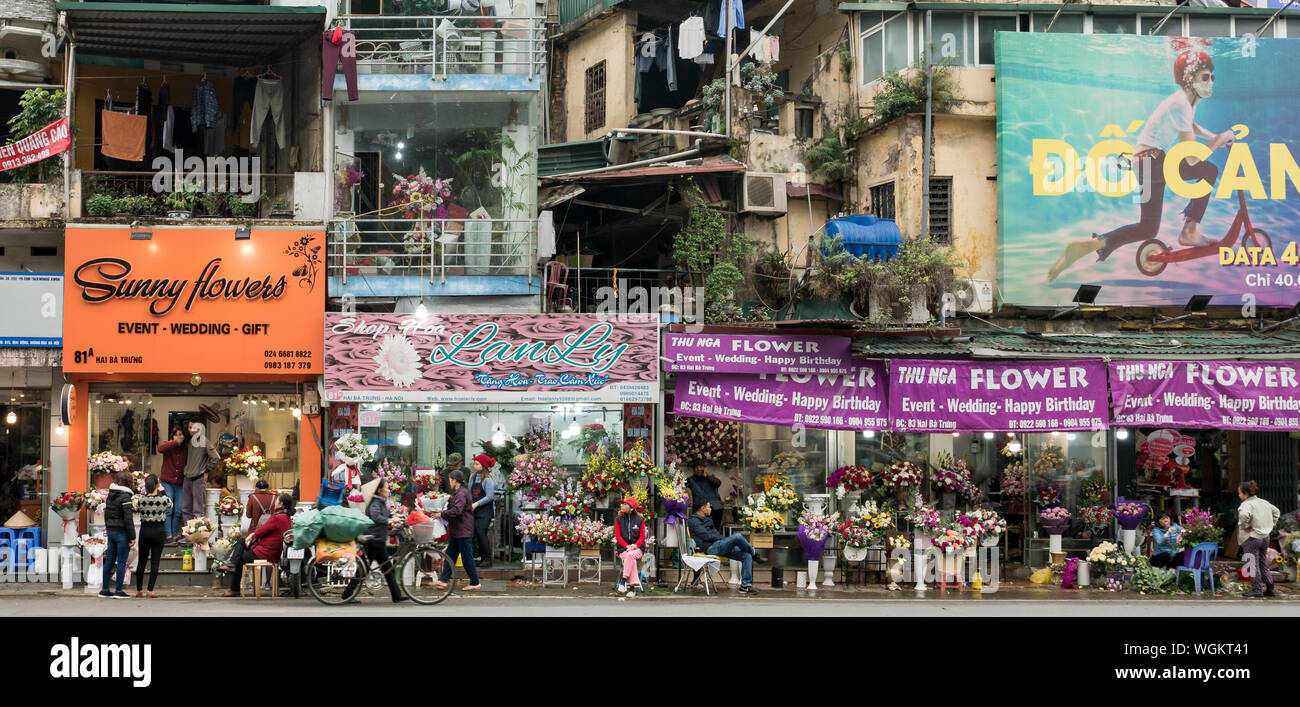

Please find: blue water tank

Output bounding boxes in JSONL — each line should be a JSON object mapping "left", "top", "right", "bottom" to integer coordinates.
{"left": 823, "top": 215, "right": 902, "bottom": 260}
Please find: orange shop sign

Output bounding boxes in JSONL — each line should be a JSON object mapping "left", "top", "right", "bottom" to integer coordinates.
{"left": 63, "top": 227, "right": 323, "bottom": 375}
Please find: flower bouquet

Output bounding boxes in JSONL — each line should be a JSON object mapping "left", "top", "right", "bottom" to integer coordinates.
{"left": 1039, "top": 506, "right": 1071, "bottom": 535}
{"left": 1032, "top": 444, "right": 1064, "bottom": 478}
{"left": 962, "top": 508, "right": 1007, "bottom": 546}
{"left": 825, "top": 464, "right": 873, "bottom": 499}
{"left": 1000, "top": 440, "right": 1023, "bottom": 458}
{"left": 740, "top": 496, "right": 784, "bottom": 545}
{"left": 334, "top": 160, "right": 364, "bottom": 212}
{"left": 210, "top": 533, "right": 236, "bottom": 565}
{"left": 1114, "top": 502, "right": 1148, "bottom": 531}
{"left": 621, "top": 440, "right": 656, "bottom": 480}
{"left": 545, "top": 491, "right": 590, "bottom": 518}
{"left": 84, "top": 489, "right": 109, "bottom": 523}
{"left": 906, "top": 505, "right": 942, "bottom": 531}
{"left": 222, "top": 446, "right": 268, "bottom": 482}
{"left": 1087, "top": 540, "right": 1138, "bottom": 587}
{"left": 771, "top": 450, "right": 807, "bottom": 471}
{"left": 335, "top": 433, "right": 374, "bottom": 464}
{"left": 506, "top": 454, "right": 563, "bottom": 501}
{"left": 519, "top": 419, "right": 553, "bottom": 456}
{"left": 580, "top": 450, "right": 623, "bottom": 499}
{"left": 1000, "top": 461, "right": 1027, "bottom": 497}
{"left": 132, "top": 470, "right": 149, "bottom": 493}
{"left": 1035, "top": 485, "right": 1061, "bottom": 508}
{"left": 1081, "top": 477, "right": 1112, "bottom": 504}
{"left": 1080, "top": 504, "right": 1114, "bottom": 532}
{"left": 836, "top": 501, "right": 894, "bottom": 552}
{"left": 654, "top": 461, "right": 690, "bottom": 527}
{"left": 80, "top": 533, "right": 108, "bottom": 585}
{"left": 762, "top": 474, "right": 800, "bottom": 512}
{"left": 882, "top": 461, "right": 923, "bottom": 490}
{"left": 411, "top": 473, "right": 441, "bottom": 495}
{"left": 375, "top": 459, "right": 408, "bottom": 495}
{"left": 931, "top": 452, "right": 971, "bottom": 493}
{"left": 672, "top": 417, "right": 740, "bottom": 467}
{"left": 930, "top": 523, "right": 971, "bottom": 553}
{"left": 217, "top": 496, "right": 244, "bottom": 518}
{"left": 88, "top": 451, "right": 129, "bottom": 480}
{"left": 796, "top": 509, "right": 839, "bottom": 561}
{"left": 571, "top": 423, "right": 610, "bottom": 457}
{"left": 515, "top": 513, "right": 576, "bottom": 548}
{"left": 1179, "top": 506, "right": 1224, "bottom": 548}
{"left": 183, "top": 517, "right": 215, "bottom": 548}
{"left": 51, "top": 491, "right": 84, "bottom": 520}
{"left": 570, "top": 517, "right": 614, "bottom": 548}
{"left": 391, "top": 167, "right": 453, "bottom": 219}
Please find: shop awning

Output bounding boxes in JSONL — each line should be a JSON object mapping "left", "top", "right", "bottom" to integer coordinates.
{"left": 58, "top": 2, "right": 326, "bottom": 67}
{"left": 969, "top": 331, "right": 1300, "bottom": 360}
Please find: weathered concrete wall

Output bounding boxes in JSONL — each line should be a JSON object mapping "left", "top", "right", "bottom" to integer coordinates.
{"left": 562, "top": 11, "right": 636, "bottom": 141}
{"left": 933, "top": 114, "right": 996, "bottom": 281}
{"left": 0, "top": 184, "right": 65, "bottom": 222}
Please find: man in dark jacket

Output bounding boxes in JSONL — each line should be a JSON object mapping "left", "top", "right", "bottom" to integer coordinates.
{"left": 99, "top": 471, "right": 136, "bottom": 599}
{"left": 430, "top": 470, "right": 481, "bottom": 590}
{"left": 687, "top": 500, "right": 758, "bottom": 594}
{"left": 687, "top": 464, "right": 725, "bottom": 531}
{"left": 340, "top": 480, "right": 407, "bottom": 603}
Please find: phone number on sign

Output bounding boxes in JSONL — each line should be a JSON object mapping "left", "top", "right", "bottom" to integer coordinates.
{"left": 263, "top": 349, "right": 314, "bottom": 369}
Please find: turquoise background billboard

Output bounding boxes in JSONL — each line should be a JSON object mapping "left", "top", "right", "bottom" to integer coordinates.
{"left": 996, "top": 33, "right": 1300, "bottom": 307}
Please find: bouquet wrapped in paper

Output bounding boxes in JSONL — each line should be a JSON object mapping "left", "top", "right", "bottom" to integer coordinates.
{"left": 1114, "top": 502, "right": 1148, "bottom": 531}
{"left": 183, "top": 517, "right": 215, "bottom": 549}
{"left": 796, "top": 509, "right": 839, "bottom": 561}
{"left": 654, "top": 462, "right": 690, "bottom": 526}
{"left": 51, "top": 491, "right": 84, "bottom": 521}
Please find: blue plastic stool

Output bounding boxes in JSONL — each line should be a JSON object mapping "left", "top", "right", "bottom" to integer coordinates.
{"left": 1174, "top": 542, "right": 1218, "bottom": 595}
{"left": 0, "top": 528, "right": 15, "bottom": 573}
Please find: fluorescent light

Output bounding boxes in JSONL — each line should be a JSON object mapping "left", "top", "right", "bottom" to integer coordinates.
{"left": 983, "top": 432, "right": 994, "bottom": 440}
{"left": 1116, "top": 428, "right": 1129, "bottom": 440}
{"left": 862, "top": 430, "right": 875, "bottom": 439}
{"left": 398, "top": 429, "right": 412, "bottom": 446}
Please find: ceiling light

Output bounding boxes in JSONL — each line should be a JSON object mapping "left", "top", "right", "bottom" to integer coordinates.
{"left": 395, "top": 151, "right": 403, "bottom": 160}
{"left": 57, "top": 424, "right": 66, "bottom": 435}
{"left": 492, "top": 427, "right": 506, "bottom": 447}
{"left": 862, "top": 429, "right": 875, "bottom": 439}
{"left": 292, "top": 406, "right": 302, "bottom": 418}
{"left": 5, "top": 411, "right": 15, "bottom": 424}
{"left": 983, "top": 432, "right": 994, "bottom": 440}
{"left": 263, "top": 397, "right": 270, "bottom": 405}
{"left": 1116, "top": 428, "right": 1129, "bottom": 440}
{"left": 397, "top": 141, "right": 406, "bottom": 150}
{"left": 397, "top": 428, "right": 412, "bottom": 446}
{"left": 1066, "top": 433, "right": 1077, "bottom": 441}
{"left": 951, "top": 432, "right": 960, "bottom": 438}
{"left": 415, "top": 301, "right": 428, "bottom": 320}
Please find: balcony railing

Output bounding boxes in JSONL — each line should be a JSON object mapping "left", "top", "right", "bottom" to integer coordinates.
{"left": 329, "top": 217, "right": 536, "bottom": 285}
{"left": 78, "top": 171, "right": 296, "bottom": 219}
{"left": 554, "top": 267, "right": 688, "bottom": 314}
{"left": 339, "top": 14, "right": 546, "bottom": 78}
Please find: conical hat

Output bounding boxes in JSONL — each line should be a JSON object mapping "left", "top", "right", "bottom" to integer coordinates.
{"left": 4, "top": 510, "right": 36, "bottom": 528}
{"left": 350, "top": 477, "right": 382, "bottom": 512}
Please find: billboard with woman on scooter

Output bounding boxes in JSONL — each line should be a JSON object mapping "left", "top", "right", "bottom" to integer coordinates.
{"left": 996, "top": 33, "right": 1300, "bottom": 307}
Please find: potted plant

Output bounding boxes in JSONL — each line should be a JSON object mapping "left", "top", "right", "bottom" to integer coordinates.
{"left": 163, "top": 190, "right": 198, "bottom": 219}
{"left": 85, "top": 193, "right": 119, "bottom": 218}
{"left": 228, "top": 192, "right": 258, "bottom": 218}
{"left": 200, "top": 191, "right": 229, "bottom": 218}
{"left": 268, "top": 195, "right": 293, "bottom": 219}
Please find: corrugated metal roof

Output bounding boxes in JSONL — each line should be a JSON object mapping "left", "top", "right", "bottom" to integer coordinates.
{"left": 853, "top": 338, "right": 972, "bottom": 358}
{"left": 546, "top": 155, "right": 746, "bottom": 182}
{"left": 60, "top": 2, "right": 325, "bottom": 67}
{"left": 538, "top": 139, "right": 608, "bottom": 177}
{"left": 969, "top": 332, "right": 1300, "bottom": 359}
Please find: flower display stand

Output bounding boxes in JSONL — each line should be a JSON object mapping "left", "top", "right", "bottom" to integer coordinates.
{"left": 728, "top": 559, "right": 743, "bottom": 585}
{"left": 204, "top": 488, "right": 220, "bottom": 525}
{"left": 823, "top": 551, "right": 837, "bottom": 586}
{"left": 540, "top": 545, "right": 572, "bottom": 586}
{"left": 1119, "top": 528, "right": 1138, "bottom": 555}
{"left": 220, "top": 515, "right": 240, "bottom": 533}
{"left": 750, "top": 532, "right": 774, "bottom": 549}
{"left": 577, "top": 555, "right": 603, "bottom": 584}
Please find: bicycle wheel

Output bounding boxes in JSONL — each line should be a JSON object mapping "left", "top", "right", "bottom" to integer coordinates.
{"left": 397, "top": 546, "right": 455, "bottom": 605}
{"left": 307, "top": 556, "right": 366, "bottom": 606}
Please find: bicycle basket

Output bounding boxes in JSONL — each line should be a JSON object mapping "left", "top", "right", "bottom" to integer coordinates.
{"left": 410, "top": 522, "right": 438, "bottom": 544}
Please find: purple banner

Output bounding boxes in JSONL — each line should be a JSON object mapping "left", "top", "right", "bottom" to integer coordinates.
{"left": 889, "top": 359, "right": 1109, "bottom": 433}
{"left": 673, "top": 361, "right": 888, "bottom": 431}
{"left": 664, "top": 333, "right": 853, "bottom": 375}
{"left": 1110, "top": 361, "right": 1300, "bottom": 430}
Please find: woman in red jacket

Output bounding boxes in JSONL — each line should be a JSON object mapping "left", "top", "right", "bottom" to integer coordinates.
{"left": 156, "top": 427, "right": 188, "bottom": 542}
{"left": 219, "top": 493, "right": 294, "bottom": 597}
{"left": 615, "top": 496, "right": 646, "bottom": 597}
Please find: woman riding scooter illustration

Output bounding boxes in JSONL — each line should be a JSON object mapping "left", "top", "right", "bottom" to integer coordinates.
{"left": 1048, "top": 38, "right": 1238, "bottom": 282}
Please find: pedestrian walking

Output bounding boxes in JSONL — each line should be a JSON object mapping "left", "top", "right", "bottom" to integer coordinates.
{"left": 429, "top": 469, "right": 481, "bottom": 591}
{"left": 1238, "top": 480, "right": 1280, "bottom": 598}
{"left": 98, "top": 471, "right": 135, "bottom": 599}
{"left": 469, "top": 454, "right": 497, "bottom": 567}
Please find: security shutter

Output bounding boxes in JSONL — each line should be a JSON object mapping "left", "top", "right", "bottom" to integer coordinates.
{"left": 1243, "top": 432, "right": 1298, "bottom": 513}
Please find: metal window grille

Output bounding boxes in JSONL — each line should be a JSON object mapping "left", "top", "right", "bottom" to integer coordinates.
{"left": 871, "top": 181, "right": 896, "bottom": 220}
{"left": 928, "top": 177, "right": 952, "bottom": 244}
{"left": 584, "top": 61, "right": 606, "bottom": 133}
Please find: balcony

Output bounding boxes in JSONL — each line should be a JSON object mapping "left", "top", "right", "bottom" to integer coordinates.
{"left": 548, "top": 266, "right": 688, "bottom": 314}
{"left": 73, "top": 171, "right": 325, "bottom": 221}
{"left": 0, "top": 183, "right": 65, "bottom": 224}
{"left": 337, "top": 13, "right": 546, "bottom": 90}
{"left": 327, "top": 216, "right": 539, "bottom": 298}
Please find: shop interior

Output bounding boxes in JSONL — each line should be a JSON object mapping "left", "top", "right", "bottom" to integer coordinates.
{"left": 89, "top": 387, "right": 304, "bottom": 494}
{"left": 0, "top": 395, "right": 48, "bottom": 536}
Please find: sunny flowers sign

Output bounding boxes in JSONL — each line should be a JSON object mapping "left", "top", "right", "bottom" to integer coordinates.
{"left": 324, "top": 314, "right": 658, "bottom": 403}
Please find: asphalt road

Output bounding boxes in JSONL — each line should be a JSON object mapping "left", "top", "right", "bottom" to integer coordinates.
{"left": 4, "top": 593, "right": 1297, "bottom": 617}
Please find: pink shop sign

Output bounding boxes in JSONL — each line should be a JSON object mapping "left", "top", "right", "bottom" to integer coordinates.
{"left": 324, "top": 313, "right": 659, "bottom": 403}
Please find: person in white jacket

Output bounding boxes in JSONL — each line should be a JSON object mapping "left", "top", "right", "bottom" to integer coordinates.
{"left": 1237, "top": 480, "right": 1280, "bottom": 598}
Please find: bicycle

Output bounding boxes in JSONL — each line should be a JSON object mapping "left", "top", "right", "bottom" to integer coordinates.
{"left": 305, "top": 534, "right": 387, "bottom": 605}
{"left": 392, "top": 523, "right": 456, "bottom": 606}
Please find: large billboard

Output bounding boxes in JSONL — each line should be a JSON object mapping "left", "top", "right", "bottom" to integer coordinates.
{"left": 997, "top": 33, "right": 1300, "bottom": 307}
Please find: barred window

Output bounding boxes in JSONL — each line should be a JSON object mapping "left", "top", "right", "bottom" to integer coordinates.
{"left": 584, "top": 61, "right": 606, "bottom": 133}
{"left": 871, "top": 181, "right": 896, "bottom": 220}
{"left": 928, "top": 177, "right": 952, "bottom": 244}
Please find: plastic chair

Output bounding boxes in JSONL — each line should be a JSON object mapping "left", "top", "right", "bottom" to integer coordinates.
{"left": 1174, "top": 542, "right": 1218, "bottom": 595}
{"left": 544, "top": 261, "right": 571, "bottom": 312}
{"left": 18, "top": 528, "right": 41, "bottom": 547}
{"left": 0, "top": 528, "right": 14, "bottom": 573}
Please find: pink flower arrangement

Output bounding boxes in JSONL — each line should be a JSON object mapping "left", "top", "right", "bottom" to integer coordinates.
{"left": 1039, "top": 506, "right": 1071, "bottom": 522}
{"left": 390, "top": 167, "right": 453, "bottom": 220}
{"left": 906, "top": 506, "right": 941, "bottom": 530}
{"left": 882, "top": 461, "right": 923, "bottom": 489}
{"left": 930, "top": 452, "right": 970, "bottom": 493}
{"left": 1000, "top": 462, "right": 1027, "bottom": 496}
{"left": 930, "top": 524, "right": 970, "bottom": 552}
{"left": 506, "top": 454, "right": 563, "bottom": 501}
{"left": 963, "top": 508, "right": 1007, "bottom": 537}
{"left": 376, "top": 459, "right": 409, "bottom": 495}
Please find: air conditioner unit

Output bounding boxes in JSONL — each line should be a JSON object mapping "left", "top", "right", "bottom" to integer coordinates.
{"left": 741, "top": 172, "right": 787, "bottom": 215}
{"left": 952, "top": 278, "right": 994, "bottom": 314}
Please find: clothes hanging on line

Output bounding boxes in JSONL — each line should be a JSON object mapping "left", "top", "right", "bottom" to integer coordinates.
{"left": 251, "top": 77, "right": 285, "bottom": 150}
{"left": 232, "top": 76, "right": 257, "bottom": 132}
{"left": 322, "top": 29, "right": 359, "bottom": 101}
{"left": 204, "top": 112, "right": 228, "bottom": 155}
{"left": 191, "top": 80, "right": 219, "bottom": 132}
{"left": 679, "top": 16, "right": 706, "bottom": 59}
{"left": 101, "top": 109, "right": 148, "bottom": 162}
{"left": 695, "top": 40, "right": 716, "bottom": 65}
{"left": 749, "top": 33, "right": 779, "bottom": 62}
{"left": 634, "top": 29, "right": 677, "bottom": 104}
{"left": 705, "top": 0, "right": 744, "bottom": 38}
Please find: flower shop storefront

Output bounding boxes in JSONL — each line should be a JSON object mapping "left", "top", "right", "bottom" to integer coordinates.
{"left": 323, "top": 313, "right": 661, "bottom": 563}
{"left": 62, "top": 226, "right": 326, "bottom": 521}
{"left": 667, "top": 328, "right": 1300, "bottom": 589}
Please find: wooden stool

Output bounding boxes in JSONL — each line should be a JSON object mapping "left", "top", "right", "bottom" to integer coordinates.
{"left": 242, "top": 560, "right": 278, "bottom": 599}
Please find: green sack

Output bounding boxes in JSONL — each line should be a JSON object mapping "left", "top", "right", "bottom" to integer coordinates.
{"left": 291, "top": 509, "right": 325, "bottom": 549}
{"left": 320, "top": 505, "right": 375, "bottom": 543}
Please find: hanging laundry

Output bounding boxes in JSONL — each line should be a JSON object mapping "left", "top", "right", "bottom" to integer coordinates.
{"left": 231, "top": 75, "right": 257, "bottom": 133}
{"left": 679, "top": 16, "right": 705, "bottom": 59}
{"left": 695, "top": 40, "right": 715, "bottom": 65}
{"left": 322, "top": 29, "right": 359, "bottom": 101}
{"left": 204, "top": 112, "right": 228, "bottom": 156}
{"left": 767, "top": 35, "right": 780, "bottom": 63}
{"left": 101, "top": 110, "right": 147, "bottom": 162}
{"left": 191, "top": 79, "right": 219, "bottom": 132}
{"left": 154, "top": 82, "right": 169, "bottom": 152}
{"left": 717, "top": 0, "right": 744, "bottom": 38}
{"left": 634, "top": 32, "right": 675, "bottom": 104}
{"left": 666, "top": 25, "right": 677, "bottom": 92}
{"left": 162, "top": 106, "right": 175, "bottom": 152}
{"left": 250, "top": 77, "right": 285, "bottom": 150}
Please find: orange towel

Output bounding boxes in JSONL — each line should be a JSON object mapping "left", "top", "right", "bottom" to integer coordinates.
{"left": 101, "top": 110, "right": 147, "bottom": 162}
